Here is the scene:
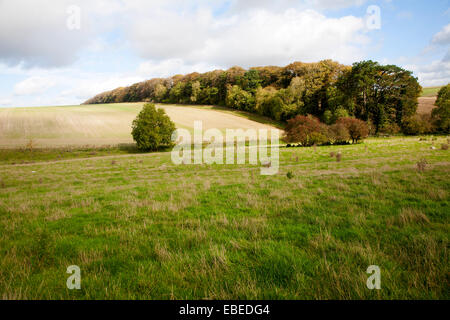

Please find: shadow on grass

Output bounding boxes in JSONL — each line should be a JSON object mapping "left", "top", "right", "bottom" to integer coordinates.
{"left": 0, "top": 143, "right": 173, "bottom": 165}
{"left": 117, "top": 143, "right": 172, "bottom": 154}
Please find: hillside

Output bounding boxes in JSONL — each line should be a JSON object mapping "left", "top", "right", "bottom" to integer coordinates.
{"left": 83, "top": 60, "right": 423, "bottom": 136}
{"left": 0, "top": 103, "right": 277, "bottom": 148}
{"left": 417, "top": 97, "right": 437, "bottom": 115}
{"left": 421, "top": 86, "right": 442, "bottom": 97}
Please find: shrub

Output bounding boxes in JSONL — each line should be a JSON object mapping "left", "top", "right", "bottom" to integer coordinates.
{"left": 442, "top": 144, "right": 449, "bottom": 150}
{"left": 379, "top": 122, "right": 401, "bottom": 135}
{"left": 417, "top": 158, "right": 428, "bottom": 172}
{"left": 402, "top": 115, "right": 423, "bottom": 135}
{"left": 131, "top": 103, "right": 176, "bottom": 151}
{"left": 26, "top": 139, "right": 35, "bottom": 152}
{"left": 336, "top": 117, "right": 369, "bottom": 144}
{"left": 419, "top": 114, "right": 435, "bottom": 134}
{"left": 328, "top": 123, "right": 350, "bottom": 145}
{"left": 401, "top": 114, "right": 433, "bottom": 135}
{"left": 284, "top": 115, "right": 329, "bottom": 146}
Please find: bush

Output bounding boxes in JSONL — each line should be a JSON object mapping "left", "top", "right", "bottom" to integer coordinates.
{"left": 328, "top": 123, "right": 350, "bottom": 144}
{"left": 284, "top": 115, "right": 329, "bottom": 146}
{"left": 402, "top": 115, "right": 422, "bottom": 135}
{"left": 131, "top": 103, "right": 176, "bottom": 151}
{"left": 401, "top": 114, "right": 433, "bottom": 135}
{"left": 417, "top": 158, "right": 428, "bottom": 172}
{"left": 336, "top": 117, "right": 369, "bottom": 144}
{"left": 379, "top": 122, "right": 401, "bottom": 135}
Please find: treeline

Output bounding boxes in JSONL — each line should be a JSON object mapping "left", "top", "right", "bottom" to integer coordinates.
{"left": 84, "top": 60, "right": 448, "bottom": 134}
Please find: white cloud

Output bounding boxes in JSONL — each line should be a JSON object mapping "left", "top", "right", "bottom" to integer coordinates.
{"left": 3, "top": 0, "right": 434, "bottom": 107}
{"left": 138, "top": 59, "right": 223, "bottom": 78}
{"left": 432, "top": 24, "right": 450, "bottom": 45}
{"left": 0, "top": 1, "right": 88, "bottom": 67}
{"left": 306, "top": 0, "right": 368, "bottom": 10}
{"left": 3, "top": 62, "right": 144, "bottom": 106}
{"left": 0, "top": 0, "right": 126, "bottom": 68}
{"left": 228, "top": 0, "right": 369, "bottom": 12}
{"left": 407, "top": 59, "right": 450, "bottom": 87}
{"left": 0, "top": 0, "right": 373, "bottom": 70}
{"left": 129, "top": 8, "right": 368, "bottom": 68}
{"left": 14, "top": 76, "right": 56, "bottom": 95}
{"left": 408, "top": 24, "right": 450, "bottom": 86}
{"left": 0, "top": 98, "right": 12, "bottom": 106}
{"left": 60, "top": 75, "right": 144, "bottom": 100}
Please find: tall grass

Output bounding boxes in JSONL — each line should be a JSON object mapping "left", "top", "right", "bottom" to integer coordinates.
{"left": 0, "top": 136, "right": 448, "bottom": 299}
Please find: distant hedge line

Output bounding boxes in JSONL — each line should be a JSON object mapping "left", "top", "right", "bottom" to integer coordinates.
{"left": 84, "top": 60, "right": 449, "bottom": 135}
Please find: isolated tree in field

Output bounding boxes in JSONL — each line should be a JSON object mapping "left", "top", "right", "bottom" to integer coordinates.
{"left": 432, "top": 84, "right": 450, "bottom": 133}
{"left": 131, "top": 103, "right": 176, "bottom": 151}
{"left": 336, "top": 117, "right": 369, "bottom": 144}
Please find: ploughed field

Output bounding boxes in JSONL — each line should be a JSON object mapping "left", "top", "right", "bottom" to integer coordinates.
{"left": 418, "top": 97, "right": 438, "bottom": 115}
{"left": 0, "top": 103, "right": 277, "bottom": 148}
{"left": 0, "top": 135, "right": 448, "bottom": 299}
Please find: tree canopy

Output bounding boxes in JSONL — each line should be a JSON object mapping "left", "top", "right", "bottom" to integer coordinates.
{"left": 131, "top": 103, "right": 176, "bottom": 151}
{"left": 85, "top": 60, "right": 424, "bottom": 135}
{"left": 432, "top": 84, "right": 450, "bottom": 133}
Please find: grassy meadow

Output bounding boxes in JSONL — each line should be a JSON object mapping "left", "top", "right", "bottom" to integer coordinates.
{"left": 0, "top": 134, "right": 449, "bottom": 299}
{"left": 421, "top": 86, "right": 442, "bottom": 97}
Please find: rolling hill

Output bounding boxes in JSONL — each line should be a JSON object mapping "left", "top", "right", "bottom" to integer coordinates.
{"left": 0, "top": 103, "right": 278, "bottom": 148}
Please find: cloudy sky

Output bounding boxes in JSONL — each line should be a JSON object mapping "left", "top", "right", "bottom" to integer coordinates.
{"left": 0, "top": 0, "right": 449, "bottom": 107}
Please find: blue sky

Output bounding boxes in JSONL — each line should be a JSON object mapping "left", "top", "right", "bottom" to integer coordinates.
{"left": 0, "top": 0, "right": 449, "bottom": 107}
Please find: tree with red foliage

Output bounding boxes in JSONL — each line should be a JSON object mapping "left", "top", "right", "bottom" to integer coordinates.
{"left": 284, "top": 115, "right": 329, "bottom": 146}
{"left": 336, "top": 117, "right": 369, "bottom": 144}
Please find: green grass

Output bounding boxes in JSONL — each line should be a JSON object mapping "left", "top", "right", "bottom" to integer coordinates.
{"left": 0, "top": 145, "right": 137, "bottom": 165}
{"left": 0, "top": 136, "right": 449, "bottom": 299}
{"left": 421, "top": 86, "right": 442, "bottom": 97}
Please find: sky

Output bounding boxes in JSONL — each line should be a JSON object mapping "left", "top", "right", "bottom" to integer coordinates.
{"left": 0, "top": 0, "right": 449, "bottom": 107}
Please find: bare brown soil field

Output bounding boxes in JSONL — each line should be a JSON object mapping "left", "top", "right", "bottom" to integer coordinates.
{"left": 417, "top": 97, "right": 437, "bottom": 115}
{"left": 0, "top": 103, "right": 276, "bottom": 148}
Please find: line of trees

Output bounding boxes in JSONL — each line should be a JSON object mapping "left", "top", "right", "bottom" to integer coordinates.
{"left": 84, "top": 60, "right": 448, "bottom": 135}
